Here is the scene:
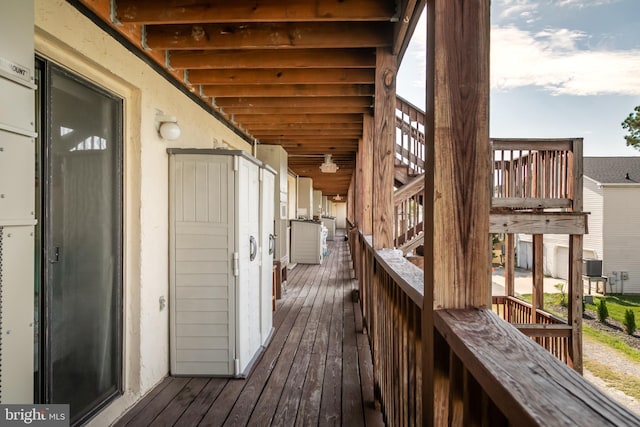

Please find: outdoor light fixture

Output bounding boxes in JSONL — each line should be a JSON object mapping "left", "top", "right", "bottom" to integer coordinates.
{"left": 334, "top": 194, "right": 343, "bottom": 201}
{"left": 319, "top": 154, "right": 339, "bottom": 173}
{"left": 156, "top": 112, "right": 181, "bottom": 141}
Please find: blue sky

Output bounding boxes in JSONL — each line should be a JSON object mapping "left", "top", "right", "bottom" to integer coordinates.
{"left": 397, "top": 0, "right": 640, "bottom": 157}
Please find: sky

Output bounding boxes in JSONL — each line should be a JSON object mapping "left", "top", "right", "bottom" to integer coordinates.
{"left": 397, "top": 0, "right": 640, "bottom": 157}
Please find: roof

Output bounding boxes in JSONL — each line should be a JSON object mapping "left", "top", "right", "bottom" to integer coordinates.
{"left": 584, "top": 157, "right": 640, "bottom": 184}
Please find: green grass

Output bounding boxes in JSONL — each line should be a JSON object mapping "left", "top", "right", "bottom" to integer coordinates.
{"left": 584, "top": 358, "right": 640, "bottom": 401}
{"left": 517, "top": 292, "right": 640, "bottom": 363}
{"left": 584, "top": 295, "right": 640, "bottom": 325}
{"left": 583, "top": 324, "right": 640, "bottom": 364}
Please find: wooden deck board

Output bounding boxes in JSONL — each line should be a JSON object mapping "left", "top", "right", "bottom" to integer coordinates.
{"left": 114, "top": 232, "right": 381, "bottom": 426}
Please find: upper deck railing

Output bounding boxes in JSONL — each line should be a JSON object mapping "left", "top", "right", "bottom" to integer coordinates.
{"left": 395, "top": 96, "right": 426, "bottom": 177}
{"left": 491, "top": 138, "right": 582, "bottom": 212}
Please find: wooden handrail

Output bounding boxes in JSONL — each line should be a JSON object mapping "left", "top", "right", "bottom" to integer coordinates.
{"left": 354, "top": 231, "right": 639, "bottom": 425}
{"left": 393, "top": 173, "right": 424, "bottom": 205}
{"left": 434, "top": 309, "right": 638, "bottom": 426}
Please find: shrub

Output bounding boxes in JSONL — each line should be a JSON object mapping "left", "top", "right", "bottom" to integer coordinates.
{"left": 554, "top": 283, "right": 567, "bottom": 307}
{"left": 624, "top": 309, "right": 637, "bottom": 335}
{"left": 597, "top": 299, "right": 609, "bottom": 323}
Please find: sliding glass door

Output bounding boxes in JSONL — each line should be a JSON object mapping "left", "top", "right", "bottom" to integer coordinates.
{"left": 36, "top": 59, "right": 123, "bottom": 425}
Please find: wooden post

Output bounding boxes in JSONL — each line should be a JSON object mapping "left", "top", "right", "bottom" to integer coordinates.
{"left": 568, "top": 138, "right": 584, "bottom": 372}
{"left": 431, "top": 0, "right": 491, "bottom": 310}
{"left": 568, "top": 234, "right": 583, "bottom": 372}
{"left": 424, "top": 0, "right": 491, "bottom": 425}
{"left": 373, "top": 47, "right": 396, "bottom": 250}
{"left": 532, "top": 234, "right": 544, "bottom": 323}
{"left": 361, "top": 114, "right": 374, "bottom": 236}
{"left": 504, "top": 233, "right": 515, "bottom": 321}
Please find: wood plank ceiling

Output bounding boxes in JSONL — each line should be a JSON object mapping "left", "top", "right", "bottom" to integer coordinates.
{"left": 74, "top": 0, "right": 424, "bottom": 197}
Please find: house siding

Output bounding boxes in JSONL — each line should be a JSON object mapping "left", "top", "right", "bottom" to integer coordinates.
{"left": 33, "top": 1, "right": 252, "bottom": 424}
{"left": 583, "top": 178, "right": 604, "bottom": 260}
{"left": 602, "top": 186, "right": 640, "bottom": 294}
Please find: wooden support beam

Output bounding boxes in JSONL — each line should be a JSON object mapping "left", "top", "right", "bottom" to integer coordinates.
{"left": 145, "top": 22, "right": 392, "bottom": 50}
{"left": 204, "top": 84, "right": 374, "bottom": 98}
{"left": 188, "top": 68, "right": 375, "bottom": 85}
{"left": 372, "top": 47, "right": 396, "bottom": 250}
{"left": 116, "top": 0, "right": 397, "bottom": 24}
{"left": 168, "top": 48, "right": 376, "bottom": 69}
{"left": 360, "top": 114, "right": 374, "bottom": 236}
{"left": 250, "top": 129, "right": 363, "bottom": 137}
{"left": 568, "top": 234, "right": 583, "bottom": 373}
{"left": 504, "top": 234, "right": 515, "bottom": 298}
{"left": 246, "top": 122, "right": 363, "bottom": 131}
{"left": 489, "top": 212, "right": 588, "bottom": 235}
{"left": 425, "top": 1, "right": 490, "bottom": 424}
{"left": 219, "top": 106, "right": 373, "bottom": 115}
{"left": 213, "top": 96, "right": 372, "bottom": 108}
{"left": 432, "top": 0, "right": 491, "bottom": 309}
{"left": 532, "top": 234, "right": 544, "bottom": 323}
{"left": 233, "top": 113, "right": 363, "bottom": 124}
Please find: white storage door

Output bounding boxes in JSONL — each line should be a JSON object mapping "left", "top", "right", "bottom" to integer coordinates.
{"left": 235, "top": 156, "right": 262, "bottom": 375}
{"left": 170, "top": 154, "right": 236, "bottom": 376}
{"left": 260, "top": 167, "right": 275, "bottom": 346}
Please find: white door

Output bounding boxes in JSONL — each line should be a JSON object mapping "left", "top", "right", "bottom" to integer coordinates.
{"left": 236, "top": 156, "right": 261, "bottom": 375}
{"left": 170, "top": 154, "right": 236, "bottom": 376}
{"left": 260, "top": 168, "right": 275, "bottom": 345}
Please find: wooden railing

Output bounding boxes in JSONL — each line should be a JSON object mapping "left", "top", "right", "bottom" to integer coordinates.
{"left": 493, "top": 295, "right": 571, "bottom": 363}
{"left": 395, "top": 96, "right": 425, "bottom": 177}
{"left": 491, "top": 138, "right": 580, "bottom": 211}
{"left": 393, "top": 174, "right": 424, "bottom": 251}
{"left": 355, "top": 233, "right": 638, "bottom": 426}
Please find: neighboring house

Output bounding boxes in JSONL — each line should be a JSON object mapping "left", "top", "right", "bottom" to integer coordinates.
{"left": 516, "top": 157, "right": 640, "bottom": 294}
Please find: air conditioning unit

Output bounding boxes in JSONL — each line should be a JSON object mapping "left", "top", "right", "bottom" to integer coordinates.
{"left": 583, "top": 259, "right": 602, "bottom": 277}
{"left": 319, "top": 154, "right": 339, "bottom": 173}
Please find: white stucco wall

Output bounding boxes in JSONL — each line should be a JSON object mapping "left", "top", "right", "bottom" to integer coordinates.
{"left": 34, "top": 1, "right": 252, "bottom": 424}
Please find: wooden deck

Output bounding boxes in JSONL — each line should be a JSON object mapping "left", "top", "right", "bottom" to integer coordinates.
{"left": 114, "top": 231, "right": 383, "bottom": 426}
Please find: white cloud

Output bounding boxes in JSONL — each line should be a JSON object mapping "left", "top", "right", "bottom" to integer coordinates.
{"left": 556, "top": 0, "right": 620, "bottom": 8}
{"left": 491, "top": 26, "right": 640, "bottom": 95}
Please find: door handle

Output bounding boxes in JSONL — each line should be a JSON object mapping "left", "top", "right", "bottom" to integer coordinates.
{"left": 269, "top": 234, "right": 275, "bottom": 255}
{"left": 50, "top": 247, "right": 60, "bottom": 264}
{"left": 249, "top": 236, "right": 257, "bottom": 261}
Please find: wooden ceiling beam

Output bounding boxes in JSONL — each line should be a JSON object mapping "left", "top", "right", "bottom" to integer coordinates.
{"left": 188, "top": 68, "right": 375, "bottom": 85}
{"left": 214, "top": 96, "right": 372, "bottom": 108}
{"left": 203, "top": 84, "right": 373, "bottom": 98}
{"left": 145, "top": 22, "right": 392, "bottom": 50}
{"left": 250, "top": 131, "right": 363, "bottom": 138}
{"left": 235, "top": 114, "right": 363, "bottom": 124}
{"left": 221, "top": 106, "right": 372, "bottom": 115}
{"left": 168, "top": 48, "right": 376, "bottom": 69}
{"left": 116, "top": 0, "right": 397, "bottom": 24}
{"left": 260, "top": 138, "right": 358, "bottom": 151}
{"left": 246, "top": 122, "right": 363, "bottom": 131}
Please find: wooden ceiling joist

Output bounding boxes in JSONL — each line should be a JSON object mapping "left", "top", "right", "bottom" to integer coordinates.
{"left": 233, "top": 114, "right": 364, "bottom": 124}
{"left": 203, "top": 84, "right": 373, "bottom": 98}
{"left": 219, "top": 106, "right": 373, "bottom": 115}
{"left": 76, "top": 0, "right": 425, "bottom": 197}
{"left": 116, "top": 0, "right": 397, "bottom": 24}
{"left": 144, "top": 22, "right": 392, "bottom": 50}
{"left": 246, "top": 122, "right": 363, "bottom": 131}
{"left": 187, "top": 68, "right": 375, "bottom": 85}
{"left": 213, "top": 96, "right": 372, "bottom": 108}
{"left": 167, "top": 48, "right": 376, "bottom": 69}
